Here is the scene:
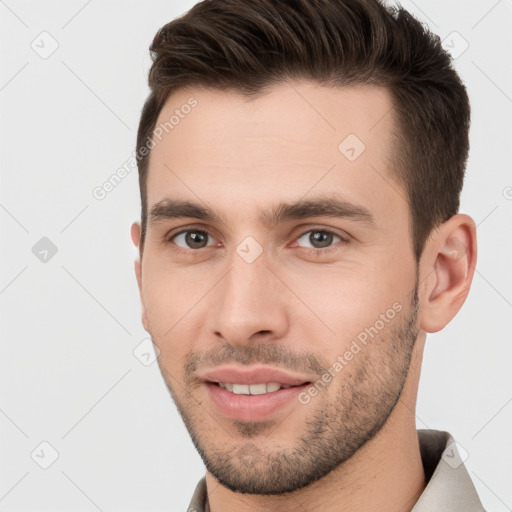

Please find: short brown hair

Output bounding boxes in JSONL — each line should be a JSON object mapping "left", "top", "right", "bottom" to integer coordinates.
{"left": 136, "top": 0, "right": 470, "bottom": 261}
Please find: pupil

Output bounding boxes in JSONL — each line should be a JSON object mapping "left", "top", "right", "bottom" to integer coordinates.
{"left": 187, "top": 231, "right": 207, "bottom": 248}
{"left": 311, "top": 231, "right": 332, "bottom": 248}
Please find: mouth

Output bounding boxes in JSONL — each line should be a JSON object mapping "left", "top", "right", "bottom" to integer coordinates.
{"left": 201, "top": 367, "right": 314, "bottom": 422}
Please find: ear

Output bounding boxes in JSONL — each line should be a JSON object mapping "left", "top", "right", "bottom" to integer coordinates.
{"left": 130, "top": 222, "right": 149, "bottom": 333}
{"left": 419, "top": 213, "right": 477, "bottom": 333}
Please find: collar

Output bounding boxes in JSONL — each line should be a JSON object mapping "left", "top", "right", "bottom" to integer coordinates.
{"left": 411, "top": 429, "right": 485, "bottom": 511}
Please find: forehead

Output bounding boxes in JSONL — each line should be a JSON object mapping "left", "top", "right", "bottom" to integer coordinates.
{"left": 146, "top": 81, "right": 407, "bottom": 234}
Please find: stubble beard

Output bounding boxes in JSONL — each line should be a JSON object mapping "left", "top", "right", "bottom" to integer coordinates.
{"left": 157, "top": 283, "right": 419, "bottom": 495}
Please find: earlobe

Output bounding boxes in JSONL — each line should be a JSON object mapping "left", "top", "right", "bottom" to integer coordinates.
{"left": 419, "top": 214, "right": 477, "bottom": 333}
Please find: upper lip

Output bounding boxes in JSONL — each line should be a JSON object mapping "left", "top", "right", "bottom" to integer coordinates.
{"left": 201, "top": 365, "right": 312, "bottom": 386}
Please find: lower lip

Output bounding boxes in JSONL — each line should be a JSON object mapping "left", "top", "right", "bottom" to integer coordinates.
{"left": 204, "top": 382, "right": 309, "bottom": 422}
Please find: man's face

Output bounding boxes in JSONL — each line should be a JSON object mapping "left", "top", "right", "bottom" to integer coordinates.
{"left": 134, "top": 81, "right": 420, "bottom": 494}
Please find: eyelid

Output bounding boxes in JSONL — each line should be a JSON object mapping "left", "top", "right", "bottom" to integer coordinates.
{"left": 166, "top": 224, "right": 216, "bottom": 241}
{"left": 294, "top": 226, "right": 350, "bottom": 242}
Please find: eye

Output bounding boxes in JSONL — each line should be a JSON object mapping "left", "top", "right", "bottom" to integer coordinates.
{"left": 165, "top": 226, "right": 348, "bottom": 254}
{"left": 170, "top": 229, "right": 218, "bottom": 250}
{"left": 295, "top": 229, "right": 347, "bottom": 252}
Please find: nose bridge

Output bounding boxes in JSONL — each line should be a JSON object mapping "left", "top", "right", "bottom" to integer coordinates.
{"left": 210, "top": 245, "right": 286, "bottom": 344}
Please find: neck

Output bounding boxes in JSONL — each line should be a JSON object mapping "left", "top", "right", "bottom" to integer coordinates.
{"left": 206, "top": 334, "right": 427, "bottom": 512}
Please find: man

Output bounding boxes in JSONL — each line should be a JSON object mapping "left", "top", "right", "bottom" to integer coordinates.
{"left": 130, "top": 0, "right": 486, "bottom": 510}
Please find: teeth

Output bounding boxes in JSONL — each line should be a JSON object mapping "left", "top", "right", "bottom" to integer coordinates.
{"left": 232, "top": 384, "right": 250, "bottom": 394}
{"left": 248, "top": 383, "right": 267, "bottom": 395}
{"left": 218, "top": 382, "right": 284, "bottom": 395}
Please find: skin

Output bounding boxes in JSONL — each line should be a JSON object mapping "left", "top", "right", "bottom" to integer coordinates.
{"left": 130, "top": 80, "right": 477, "bottom": 512}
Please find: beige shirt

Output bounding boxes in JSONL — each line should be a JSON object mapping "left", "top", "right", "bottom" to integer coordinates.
{"left": 187, "top": 429, "right": 486, "bottom": 511}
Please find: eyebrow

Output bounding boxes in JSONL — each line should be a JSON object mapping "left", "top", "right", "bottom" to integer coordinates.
{"left": 148, "top": 195, "right": 376, "bottom": 229}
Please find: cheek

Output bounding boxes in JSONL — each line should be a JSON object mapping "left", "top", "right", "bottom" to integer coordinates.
{"left": 141, "top": 260, "right": 207, "bottom": 361}
{"left": 285, "top": 262, "right": 409, "bottom": 352}
{"left": 142, "top": 254, "right": 208, "bottom": 320}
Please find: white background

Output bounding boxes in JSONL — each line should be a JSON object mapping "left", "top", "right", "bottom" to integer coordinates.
{"left": 0, "top": 0, "right": 511, "bottom": 510}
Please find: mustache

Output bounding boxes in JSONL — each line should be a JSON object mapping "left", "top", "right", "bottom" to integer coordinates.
{"left": 184, "top": 343, "right": 329, "bottom": 380}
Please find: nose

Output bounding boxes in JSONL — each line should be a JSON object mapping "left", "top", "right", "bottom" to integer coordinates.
{"left": 209, "top": 251, "right": 288, "bottom": 346}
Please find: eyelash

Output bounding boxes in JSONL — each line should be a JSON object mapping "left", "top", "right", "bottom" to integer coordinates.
{"left": 165, "top": 226, "right": 349, "bottom": 254}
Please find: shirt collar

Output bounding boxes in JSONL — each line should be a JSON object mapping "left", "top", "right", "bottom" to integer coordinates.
{"left": 412, "top": 429, "right": 485, "bottom": 511}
